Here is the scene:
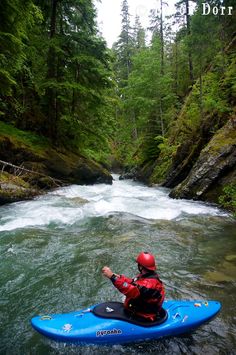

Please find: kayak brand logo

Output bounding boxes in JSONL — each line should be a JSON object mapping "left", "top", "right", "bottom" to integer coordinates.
{"left": 96, "top": 328, "right": 122, "bottom": 337}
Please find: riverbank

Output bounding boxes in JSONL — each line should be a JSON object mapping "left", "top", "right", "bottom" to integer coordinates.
{"left": 0, "top": 122, "right": 112, "bottom": 205}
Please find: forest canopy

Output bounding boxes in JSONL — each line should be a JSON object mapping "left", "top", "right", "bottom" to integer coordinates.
{"left": 0, "top": 0, "right": 115, "bottom": 162}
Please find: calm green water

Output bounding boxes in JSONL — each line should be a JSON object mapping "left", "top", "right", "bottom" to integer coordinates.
{"left": 0, "top": 176, "right": 236, "bottom": 354}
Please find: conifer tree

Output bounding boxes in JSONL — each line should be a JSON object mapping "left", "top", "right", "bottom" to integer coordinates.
{"left": 28, "top": 0, "right": 114, "bottom": 148}
{"left": 149, "top": 0, "right": 168, "bottom": 76}
{"left": 1, "top": 0, "right": 114, "bottom": 157}
{"left": 189, "top": 0, "right": 222, "bottom": 118}
{"left": 133, "top": 15, "right": 146, "bottom": 50}
{"left": 175, "top": 0, "right": 195, "bottom": 84}
{"left": 0, "top": 0, "right": 37, "bottom": 96}
{"left": 113, "top": 0, "right": 133, "bottom": 87}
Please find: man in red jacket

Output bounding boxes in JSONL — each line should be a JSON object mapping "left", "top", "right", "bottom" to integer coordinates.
{"left": 102, "top": 251, "right": 165, "bottom": 322}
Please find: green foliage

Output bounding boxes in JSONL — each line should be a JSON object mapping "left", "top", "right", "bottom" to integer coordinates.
{"left": 113, "top": 0, "right": 134, "bottom": 86}
{"left": 189, "top": 1, "right": 222, "bottom": 76}
{"left": 170, "top": 58, "right": 232, "bottom": 145}
{"left": 0, "top": 121, "right": 50, "bottom": 156}
{"left": 140, "top": 134, "right": 164, "bottom": 164}
{"left": 0, "top": 0, "right": 116, "bottom": 163}
{"left": 202, "top": 72, "right": 229, "bottom": 116}
{"left": 0, "top": 69, "right": 16, "bottom": 95}
{"left": 112, "top": 1, "right": 179, "bottom": 170}
{"left": 114, "top": 36, "right": 177, "bottom": 167}
{"left": 171, "top": 39, "right": 192, "bottom": 97}
{"left": 219, "top": 184, "right": 236, "bottom": 216}
{"left": 0, "top": 0, "right": 40, "bottom": 95}
{"left": 223, "top": 55, "right": 236, "bottom": 100}
{"left": 120, "top": 0, "right": 236, "bottom": 184}
{"left": 150, "top": 139, "right": 178, "bottom": 184}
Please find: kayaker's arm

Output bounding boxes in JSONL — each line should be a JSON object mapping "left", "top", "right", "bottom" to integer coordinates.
{"left": 102, "top": 266, "right": 119, "bottom": 279}
{"left": 111, "top": 274, "right": 140, "bottom": 298}
{"left": 102, "top": 266, "right": 138, "bottom": 298}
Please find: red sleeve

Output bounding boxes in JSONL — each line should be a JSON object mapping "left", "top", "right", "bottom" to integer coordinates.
{"left": 112, "top": 275, "right": 140, "bottom": 299}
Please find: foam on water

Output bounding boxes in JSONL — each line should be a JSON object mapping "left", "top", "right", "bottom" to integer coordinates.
{"left": 0, "top": 175, "right": 228, "bottom": 231}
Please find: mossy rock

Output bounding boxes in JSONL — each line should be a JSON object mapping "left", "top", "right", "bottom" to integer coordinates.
{"left": 204, "top": 270, "right": 235, "bottom": 283}
{"left": 170, "top": 119, "right": 236, "bottom": 202}
{"left": 0, "top": 185, "right": 40, "bottom": 205}
{"left": 0, "top": 172, "right": 30, "bottom": 188}
{"left": 68, "top": 197, "right": 89, "bottom": 205}
{"left": 224, "top": 255, "right": 236, "bottom": 262}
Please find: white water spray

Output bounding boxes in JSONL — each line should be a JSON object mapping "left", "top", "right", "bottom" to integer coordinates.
{"left": 0, "top": 175, "right": 227, "bottom": 231}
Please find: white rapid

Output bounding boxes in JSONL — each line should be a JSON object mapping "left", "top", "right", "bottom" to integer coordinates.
{"left": 0, "top": 174, "right": 228, "bottom": 232}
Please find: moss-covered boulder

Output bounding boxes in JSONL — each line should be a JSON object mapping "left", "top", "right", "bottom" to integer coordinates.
{"left": 0, "top": 173, "right": 40, "bottom": 205}
{"left": 0, "top": 122, "right": 112, "bottom": 204}
{"left": 42, "top": 149, "right": 112, "bottom": 185}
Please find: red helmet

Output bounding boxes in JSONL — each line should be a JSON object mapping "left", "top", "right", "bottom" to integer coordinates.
{"left": 136, "top": 252, "right": 157, "bottom": 271}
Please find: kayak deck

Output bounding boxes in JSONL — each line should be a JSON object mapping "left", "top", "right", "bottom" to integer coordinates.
{"left": 93, "top": 301, "right": 168, "bottom": 326}
{"left": 31, "top": 300, "right": 221, "bottom": 344}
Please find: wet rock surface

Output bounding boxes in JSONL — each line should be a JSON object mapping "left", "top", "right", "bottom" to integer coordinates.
{"left": 169, "top": 120, "right": 236, "bottom": 202}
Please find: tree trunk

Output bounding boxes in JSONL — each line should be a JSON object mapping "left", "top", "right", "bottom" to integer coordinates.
{"left": 199, "top": 53, "right": 203, "bottom": 121}
{"left": 174, "top": 41, "right": 178, "bottom": 96}
{"left": 131, "top": 110, "right": 138, "bottom": 139}
{"left": 185, "top": 0, "right": 194, "bottom": 84}
{"left": 160, "top": 0, "right": 164, "bottom": 75}
{"left": 46, "top": 0, "right": 58, "bottom": 143}
{"left": 159, "top": 99, "right": 164, "bottom": 136}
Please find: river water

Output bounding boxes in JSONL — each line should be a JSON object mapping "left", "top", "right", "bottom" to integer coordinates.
{"left": 0, "top": 175, "right": 236, "bottom": 354}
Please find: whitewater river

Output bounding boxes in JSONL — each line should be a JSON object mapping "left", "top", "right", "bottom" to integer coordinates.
{"left": 0, "top": 175, "right": 236, "bottom": 354}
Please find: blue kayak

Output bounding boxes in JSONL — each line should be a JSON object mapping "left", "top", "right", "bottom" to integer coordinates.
{"left": 31, "top": 300, "right": 221, "bottom": 344}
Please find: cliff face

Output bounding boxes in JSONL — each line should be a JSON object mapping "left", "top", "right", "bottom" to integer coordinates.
{"left": 169, "top": 119, "right": 236, "bottom": 201}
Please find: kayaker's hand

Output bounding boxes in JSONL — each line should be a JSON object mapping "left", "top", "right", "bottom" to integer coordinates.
{"left": 102, "top": 266, "right": 113, "bottom": 279}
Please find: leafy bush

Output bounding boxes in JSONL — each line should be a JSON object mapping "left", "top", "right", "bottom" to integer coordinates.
{"left": 150, "top": 139, "right": 178, "bottom": 184}
{"left": 219, "top": 184, "right": 236, "bottom": 216}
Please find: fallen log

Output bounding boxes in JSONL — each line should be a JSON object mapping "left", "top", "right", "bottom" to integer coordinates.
{"left": 0, "top": 159, "right": 64, "bottom": 187}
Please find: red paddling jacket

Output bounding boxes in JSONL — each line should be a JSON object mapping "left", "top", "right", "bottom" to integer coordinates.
{"left": 111, "top": 271, "right": 165, "bottom": 321}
